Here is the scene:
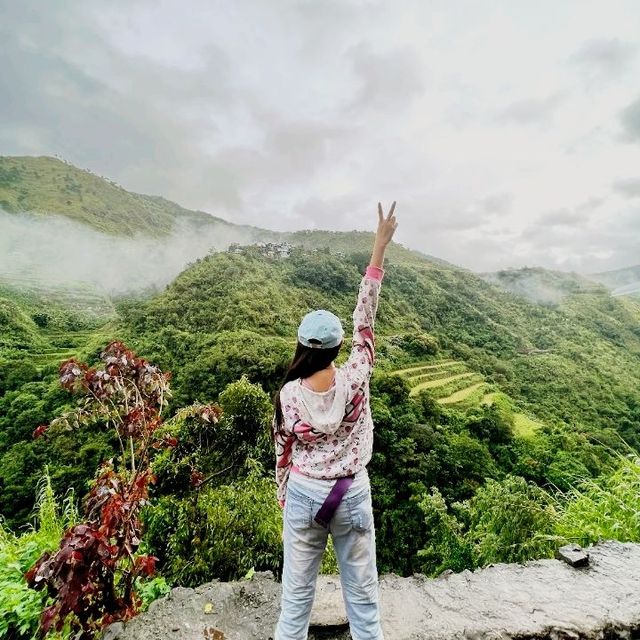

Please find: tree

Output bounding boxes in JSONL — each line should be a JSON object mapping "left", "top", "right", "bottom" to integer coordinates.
{"left": 25, "top": 342, "right": 217, "bottom": 638}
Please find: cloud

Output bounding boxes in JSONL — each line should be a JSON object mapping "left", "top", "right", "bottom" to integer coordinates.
{"left": 536, "top": 209, "right": 586, "bottom": 227}
{"left": 0, "top": 209, "right": 258, "bottom": 294}
{"left": 570, "top": 38, "right": 637, "bottom": 79}
{"left": 479, "top": 193, "right": 514, "bottom": 216}
{"left": 1, "top": 0, "right": 639, "bottom": 276}
{"left": 347, "top": 43, "right": 427, "bottom": 115}
{"left": 512, "top": 202, "right": 639, "bottom": 272}
{"left": 620, "top": 96, "right": 640, "bottom": 142}
{"left": 0, "top": 2, "right": 247, "bottom": 213}
{"left": 612, "top": 177, "right": 640, "bottom": 198}
{"left": 499, "top": 93, "right": 564, "bottom": 126}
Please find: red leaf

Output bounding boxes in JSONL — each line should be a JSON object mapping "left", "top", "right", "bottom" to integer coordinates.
{"left": 190, "top": 470, "right": 204, "bottom": 487}
{"left": 165, "top": 436, "right": 178, "bottom": 448}
{"left": 28, "top": 341, "right": 169, "bottom": 637}
{"left": 33, "top": 424, "right": 49, "bottom": 439}
{"left": 134, "top": 554, "right": 156, "bottom": 577}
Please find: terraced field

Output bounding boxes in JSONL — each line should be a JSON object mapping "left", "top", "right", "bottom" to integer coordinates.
{"left": 0, "top": 276, "right": 116, "bottom": 372}
{"left": 481, "top": 391, "right": 544, "bottom": 437}
{"left": 392, "top": 359, "right": 492, "bottom": 408}
{"left": 26, "top": 328, "right": 114, "bottom": 373}
{"left": 392, "top": 360, "right": 544, "bottom": 436}
{"left": 0, "top": 275, "right": 115, "bottom": 320}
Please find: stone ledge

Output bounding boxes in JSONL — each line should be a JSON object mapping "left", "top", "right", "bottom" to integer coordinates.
{"left": 103, "top": 539, "right": 640, "bottom": 640}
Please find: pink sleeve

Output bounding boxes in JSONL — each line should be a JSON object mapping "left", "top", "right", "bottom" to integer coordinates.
{"left": 365, "top": 265, "right": 384, "bottom": 282}
{"left": 338, "top": 268, "right": 383, "bottom": 401}
{"left": 274, "top": 392, "right": 295, "bottom": 505}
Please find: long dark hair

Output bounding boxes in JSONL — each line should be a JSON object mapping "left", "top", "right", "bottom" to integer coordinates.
{"left": 272, "top": 340, "right": 343, "bottom": 436}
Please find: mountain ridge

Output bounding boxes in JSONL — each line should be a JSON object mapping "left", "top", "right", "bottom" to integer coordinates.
{"left": 0, "top": 155, "right": 250, "bottom": 237}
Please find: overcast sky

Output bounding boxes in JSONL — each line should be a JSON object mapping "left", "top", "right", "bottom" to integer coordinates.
{"left": 2, "top": 0, "right": 639, "bottom": 273}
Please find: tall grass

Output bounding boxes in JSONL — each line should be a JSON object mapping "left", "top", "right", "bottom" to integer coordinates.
{"left": 415, "top": 435, "right": 640, "bottom": 576}
{"left": 552, "top": 438, "right": 640, "bottom": 546}
{"left": 0, "top": 468, "right": 78, "bottom": 640}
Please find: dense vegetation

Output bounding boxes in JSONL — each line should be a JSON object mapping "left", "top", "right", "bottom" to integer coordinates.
{"left": 1, "top": 157, "right": 639, "bottom": 637}
{"left": 2, "top": 245, "right": 638, "bottom": 530}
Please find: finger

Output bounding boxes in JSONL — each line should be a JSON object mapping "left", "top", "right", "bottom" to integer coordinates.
{"left": 378, "top": 202, "right": 383, "bottom": 223}
{"left": 387, "top": 201, "right": 396, "bottom": 220}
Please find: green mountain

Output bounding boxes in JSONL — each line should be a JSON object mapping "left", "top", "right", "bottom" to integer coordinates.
{"left": 479, "top": 266, "right": 605, "bottom": 306}
{"left": 0, "top": 155, "right": 254, "bottom": 237}
{"left": 2, "top": 156, "right": 638, "bottom": 445}
{"left": 120, "top": 248, "right": 640, "bottom": 441}
{"left": 0, "top": 155, "right": 437, "bottom": 259}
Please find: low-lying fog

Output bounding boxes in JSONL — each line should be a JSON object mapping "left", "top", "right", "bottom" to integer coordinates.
{"left": 0, "top": 210, "right": 262, "bottom": 295}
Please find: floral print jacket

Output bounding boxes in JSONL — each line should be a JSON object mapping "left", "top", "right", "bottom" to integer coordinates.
{"left": 274, "top": 264, "right": 384, "bottom": 505}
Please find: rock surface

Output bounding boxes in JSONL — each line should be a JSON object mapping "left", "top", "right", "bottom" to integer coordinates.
{"left": 556, "top": 543, "right": 590, "bottom": 567}
{"left": 103, "top": 539, "right": 640, "bottom": 639}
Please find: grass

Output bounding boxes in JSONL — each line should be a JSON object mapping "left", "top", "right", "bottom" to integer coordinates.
{"left": 391, "top": 359, "right": 493, "bottom": 407}
{"left": 410, "top": 372, "right": 476, "bottom": 395}
{"left": 438, "top": 382, "right": 489, "bottom": 405}
{"left": 393, "top": 360, "right": 459, "bottom": 376}
{"left": 480, "top": 392, "right": 500, "bottom": 405}
{"left": 405, "top": 365, "right": 468, "bottom": 386}
{"left": 552, "top": 442, "right": 640, "bottom": 546}
{"left": 0, "top": 471, "right": 78, "bottom": 640}
{"left": 512, "top": 413, "right": 543, "bottom": 438}
{"left": 394, "top": 360, "right": 548, "bottom": 420}
{"left": 481, "top": 391, "right": 543, "bottom": 437}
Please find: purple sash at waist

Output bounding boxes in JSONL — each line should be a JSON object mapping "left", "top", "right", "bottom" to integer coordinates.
{"left": 313, "top": 475, "right": 355, "bottom": 529}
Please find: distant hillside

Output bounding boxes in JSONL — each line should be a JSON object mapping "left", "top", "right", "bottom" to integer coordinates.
{"left": 479, "top": 267, "right": 605, "bottom": 307}
{"left": 590, "top": 264, "right": 640, "bottom": 299}
{"left": 0, "top": 155, "right": 259, "bottom": 237}
{"left": 0, "top": 155, "right": 451, "bottom": 312}
{"left": 119, "top": 248, "right": 640, "bottom": 446}
{"left": 287, "top": 229, "right": 453, "bottom": 268}
{"left": 0, "top": 296, "right": 46, "bottom": 353}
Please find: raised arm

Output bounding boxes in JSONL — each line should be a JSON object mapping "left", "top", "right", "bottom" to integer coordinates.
{"left": 340, "top": 202, "right": 398, "bottom": 396}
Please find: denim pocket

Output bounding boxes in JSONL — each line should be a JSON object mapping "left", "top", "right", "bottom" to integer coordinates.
{"left": 285, "top": 489, "right": 313, "bottom": 529}
{"left": 347, "top": 489, "right": 373, "bottom": 532}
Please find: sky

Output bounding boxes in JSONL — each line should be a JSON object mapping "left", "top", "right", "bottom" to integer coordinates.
{"left": 1, "top": 0, "right": 639, "bottom": 274}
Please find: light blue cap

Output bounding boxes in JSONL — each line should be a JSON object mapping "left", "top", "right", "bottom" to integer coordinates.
{"left": 297, "top": 309, "right": 344, "bottom": 349}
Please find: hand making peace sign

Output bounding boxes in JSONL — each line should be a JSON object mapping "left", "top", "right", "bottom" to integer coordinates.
{"left": 376, "top": 201, "right": 398, "bottom": 246}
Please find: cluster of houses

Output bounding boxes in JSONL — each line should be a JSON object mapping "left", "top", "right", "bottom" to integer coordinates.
{"left": 227, "top": 241, "right": 293, "bottom": 258}
{"left": 227, "top": 241, "right": 347, "bottom": 259}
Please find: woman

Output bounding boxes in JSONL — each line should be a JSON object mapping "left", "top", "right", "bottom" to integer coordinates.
{"left": 272, "top": 202, "right": 398, "bottom": 640}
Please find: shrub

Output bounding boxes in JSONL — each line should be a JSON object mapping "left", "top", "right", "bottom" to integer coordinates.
{"left": 553, "top": 450, "right": 640, "bottom": 546}
{"left": 414, "top": 487, "right": 472, "bottom": 575}
{"left": 458, "top": 475, "right": 558, "bottom": 566}
{"left": 143, "top": 459, "right": 283, "bottom": 586}
{"left": 25, "top": 343, "right": 213, "bottom": 638}
{"left": 416, "top": 475, "right": 558, "bottom": 575}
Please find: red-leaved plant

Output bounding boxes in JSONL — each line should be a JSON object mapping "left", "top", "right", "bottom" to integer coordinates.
{"left": 25, "top": 342, "right": 218, "bottom": 638}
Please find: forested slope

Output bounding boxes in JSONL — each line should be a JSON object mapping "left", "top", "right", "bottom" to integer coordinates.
{"left": 0, "top": 155, "right": 247, "bottom": 236}
{"left": 121, "top": 247, "right": 640, "bottom": 441}
{"left": 2, "top": 242, "right": 639, "bottom": 530}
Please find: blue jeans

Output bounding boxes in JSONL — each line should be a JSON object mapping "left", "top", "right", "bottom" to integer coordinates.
{"left": 274, "top": 473, "right": 384, "bottom": 640}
